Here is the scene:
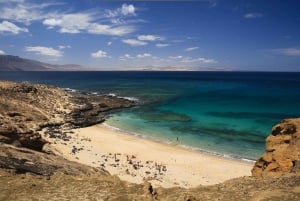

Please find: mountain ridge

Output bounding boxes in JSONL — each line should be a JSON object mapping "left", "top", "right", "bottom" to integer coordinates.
{"left": 0, "top": 55, "right": 83, "bottom": 71}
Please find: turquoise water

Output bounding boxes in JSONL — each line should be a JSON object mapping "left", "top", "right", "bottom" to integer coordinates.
{"left": 1, "top": 71, "right": 300, "bottom": 160}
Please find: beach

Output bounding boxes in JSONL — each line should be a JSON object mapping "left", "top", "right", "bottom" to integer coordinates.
{"left": 46, "top": 124, "right": 254, "bottom": 188}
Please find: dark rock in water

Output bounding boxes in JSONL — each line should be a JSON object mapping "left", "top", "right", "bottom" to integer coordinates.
{"left": 136, "top": 110, "right": 191, "bottom": 122}
{"left": 252, "top": 118, "right": 300, "bottom": 178}
{"left": 67, "top": 94, "right": 135, "bottom": 128}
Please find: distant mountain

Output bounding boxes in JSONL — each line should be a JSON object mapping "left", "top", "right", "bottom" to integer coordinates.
{"left": 0, "top": 55, "right": 82, "bottom": 71}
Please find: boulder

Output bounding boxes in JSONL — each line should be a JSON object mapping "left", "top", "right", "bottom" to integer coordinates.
{"left": 252, "top": 118, "right": 300, "bottom": 178}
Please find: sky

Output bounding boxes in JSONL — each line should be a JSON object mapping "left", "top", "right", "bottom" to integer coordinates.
{"left": 0, "top": 0, "right": 300, "bottom": 71}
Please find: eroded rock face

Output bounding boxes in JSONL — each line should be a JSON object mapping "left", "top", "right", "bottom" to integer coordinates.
{"left": 252, "top": 118, "right": 300, "bottom": 178}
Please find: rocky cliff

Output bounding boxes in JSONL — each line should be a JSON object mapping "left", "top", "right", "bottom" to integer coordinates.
{"left": 252, "top": 118, "right": 300, "bottom": 178}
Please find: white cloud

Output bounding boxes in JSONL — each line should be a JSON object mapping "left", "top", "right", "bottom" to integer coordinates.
{"left": 43, "top": 18, "right": 62, "bottom": 28}
{"left": 91, "top": 50, "right": 109, "bottom": 58}
{"left": 88, "top": 23, "right": 134, "bottom": 36}
{"left": 0, "top": 20, "right": 28, "bottom": 34}
{"left": 43, "top": 13, "right": 91, "bottom": 34}
{"left": 244, "top": 13, "right": 263, "bottom": 19}
{"left": 197, "top": 57, "right": 218, "bottom": 63}
{"left": 181, "top": 57, "right": 217, "bottom": 63}
{"left": 1, "top": 5, "right": 38, "bottom": 25}
{"left": 156, "top": 43, "right": 169, "bottom": 48}
{"left": 1, "top": 1, "right": 137, "bottom": 36}
{"left": 105, "top": 3, "right": 136, "bottom": 22}
{"left": 58, "top": 45, "right": 71, "bottom": 49}
{"left": 185, "top": 47, "right": 199, "bottom": 52}
{"left": 169, "top": 55, "right": 217, "bottom": 64}
{"left": 138, "top": 35, "right": 164, "bottom": 41}
{"left": 121, "top": 4, "right": 136, "bottom": 16}
{"left": 137, "top": 53, "right": 152, "bottom": 58}
{"left": 124, "top": 54, "right": 133, "bottom": 58}
{"left": 169, "top": 56, "right": 183, "bottom": 59}
{"left": 270, "top": 48, "right": 300, "bottom": 56}
{"left": 119, "top": 54, "right": 134, "bottom": 60}
{"left": 25, "top": 46, "right": 63, "bottom": 57}
{"left": 0, "top": 50, "right": 6, "bottom": 55}
{"left": 122, "top": 39, "right": 147, "bottom": 46}
{"left": 121, "top": 35, "right": 164, "bottom": 47}
{"left": 43, "top": 13, "right": 135, "bottom": 36}
{"left": 0, "top": 2, "right": 59, "bottom": 25}
{"left": 107, "top": 41, "right": 112, "bottom": 46}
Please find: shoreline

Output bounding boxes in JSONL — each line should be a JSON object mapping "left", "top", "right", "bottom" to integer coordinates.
{"left": 103, "top": 122, "right": 257, "bottom": 163}
{"left": 46, "top": 123, "right": 254, "bottom": 188}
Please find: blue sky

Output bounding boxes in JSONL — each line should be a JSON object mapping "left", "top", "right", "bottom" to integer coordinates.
{"left": 0, "top": 0, "right": 300, "bottom": 71}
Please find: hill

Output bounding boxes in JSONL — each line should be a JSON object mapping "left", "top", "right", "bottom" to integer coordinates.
{"left": 0, "top": 55, "right": 82, "bottom": 71}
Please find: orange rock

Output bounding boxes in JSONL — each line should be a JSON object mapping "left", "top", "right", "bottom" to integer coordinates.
{"left": 261, "top": 153, "right": 273, "bottom": 163}
{"left": 252, "top": 118, "right": 300, "bottom": 178}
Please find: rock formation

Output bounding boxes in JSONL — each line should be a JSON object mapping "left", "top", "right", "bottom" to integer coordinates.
{"left": 252, "top": 118, "right": 300, "bottom": 178}
{"left": 0, "top": 80, "right": 135, "bottom": 152}
{"left": 0, "top": 143, "right": 108, "bottom": 176}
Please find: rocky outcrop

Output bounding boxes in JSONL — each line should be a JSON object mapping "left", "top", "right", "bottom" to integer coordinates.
{"left": 252, "top": 118, "right": 300, "bottom": 178}
{"left": 0, "top": 81, "right": 69, "bottom": 151}
{"left": 0, "top": 143, "right": 108, "bottom": 176}
{"left": 0, "top": 81, "right": 136, "bottom": 152}
{"left": 68, "top": 94, "right": 135, "bottom": 128}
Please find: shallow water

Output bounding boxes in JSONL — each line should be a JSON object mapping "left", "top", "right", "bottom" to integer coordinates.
{"left": 2, "top": 71, "right": 300, "bottom": 160}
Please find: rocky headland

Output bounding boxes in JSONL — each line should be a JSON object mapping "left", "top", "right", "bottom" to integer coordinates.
{"left": 0, "top": 80, "right": 135, "bottom": 174}
{"left": 1, "top": 80, "right": 300, "bottom": 201}
{"left": 252, "top": 118, "right": 300, "bottom": 178}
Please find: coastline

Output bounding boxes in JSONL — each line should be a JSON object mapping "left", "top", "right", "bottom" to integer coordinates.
{"left": 103, "top": 122, "right": 257, "bottom": 163}
{"left": 46, "top": 123, "right": 254, "bottom": 188}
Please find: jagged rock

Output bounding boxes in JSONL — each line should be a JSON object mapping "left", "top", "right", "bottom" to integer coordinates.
{"left": 252, "top": 118, "right": 300, "bottom": 178}
{"left": 67, "top": 94, "right": 135, "bottom": 128}
{"left": 13, "top": 84, "right": 38, "bottom": 93}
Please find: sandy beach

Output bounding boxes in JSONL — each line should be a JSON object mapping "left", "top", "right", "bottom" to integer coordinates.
{"left": 46, "top": 124, "right": 254, "bottom": 188}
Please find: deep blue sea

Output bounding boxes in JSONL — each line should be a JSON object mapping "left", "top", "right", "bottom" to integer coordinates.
{"left": 1, "top": 71, "right": 300, "bottom": 160}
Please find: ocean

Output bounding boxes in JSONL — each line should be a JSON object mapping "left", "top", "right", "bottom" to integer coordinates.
{"left": 1, "top": 71, "right": 300, "bottom": 161}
